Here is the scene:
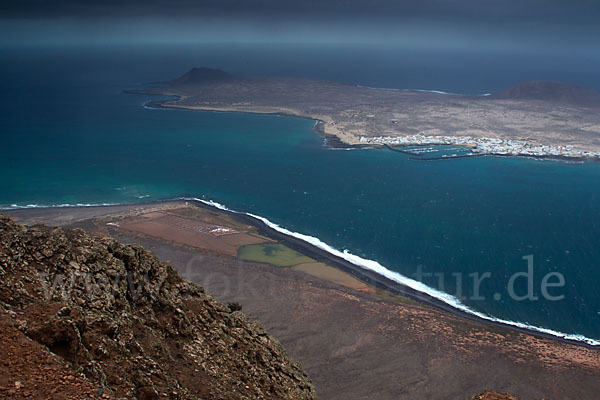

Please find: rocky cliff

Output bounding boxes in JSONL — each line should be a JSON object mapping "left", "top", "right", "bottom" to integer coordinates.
{"left": 0, "top": 215, "right": 316, "bottom": 399}
{"left": 468, "top": 391, "right": 519, "bottom": 400}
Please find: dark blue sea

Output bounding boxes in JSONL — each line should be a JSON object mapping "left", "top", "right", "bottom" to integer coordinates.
{"left": 1, "top": 44, "right": 599, "bottom": 344}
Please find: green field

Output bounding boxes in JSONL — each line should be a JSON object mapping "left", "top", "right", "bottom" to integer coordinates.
{"left": 238, "top": 243, "right": 315, "bottom": 267}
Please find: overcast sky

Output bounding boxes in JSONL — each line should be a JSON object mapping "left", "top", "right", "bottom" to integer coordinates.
{"left": 1, "top": 0, "right": 599, "bottom": 51}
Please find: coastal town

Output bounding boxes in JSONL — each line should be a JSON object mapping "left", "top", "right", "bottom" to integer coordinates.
{"left": 361, "top": 135, "right": 600, "bottom": 160}
{"left": 153, "top": 68, "right": 600, "bottom": 162}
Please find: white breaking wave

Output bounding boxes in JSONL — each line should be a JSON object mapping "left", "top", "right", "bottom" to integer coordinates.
{"left": 187, "top": 196, "right": 600, "bottom": 347}
{"left": 356, "top": 84, "right": 493, "bottom": 97}
{"left": 406, "top": 88, "right": 455, "bottom": 95}
{"left": 4, "top": 197, "right": 599, "bottom": 346}
{"left": 0, "top": 202, "right": 118, "bottom": 211}
{"left": 356, "top": 84, "right": 458, "bottom": 95}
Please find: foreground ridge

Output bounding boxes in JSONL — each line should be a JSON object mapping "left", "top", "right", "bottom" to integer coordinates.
{"left": 468, "top": 391, "right": 520, "bottom": 400}
{"left": 0, "top": 215, "right": 316, "bottom": 399}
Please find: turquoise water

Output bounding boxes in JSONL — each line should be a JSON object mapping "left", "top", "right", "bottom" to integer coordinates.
{"left": 1, "top": 47, "right": 600, "bottom": 344}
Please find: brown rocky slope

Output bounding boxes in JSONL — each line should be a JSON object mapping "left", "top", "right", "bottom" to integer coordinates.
{"left": 0, "top": 215, "right": 316, "bottom": 399}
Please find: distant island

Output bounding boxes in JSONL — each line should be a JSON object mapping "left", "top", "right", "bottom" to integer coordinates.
{"left": 132, "top": 67, "right": 600, "bottom": 160}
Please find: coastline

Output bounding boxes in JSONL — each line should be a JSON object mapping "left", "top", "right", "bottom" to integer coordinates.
{"left": 6, "top": 200, "right": 600, "bottom": 399}
{"left": 188, "top": 198, "right": 600, "bottom": 348}
{"left": 134, "top": 93, "right": 368, "bottom": 149}
{"left": 139, "top": 94, "right": 600, "bottom": 162}
{"left": 5, "top": 199, "right": 600, "bottom": 348}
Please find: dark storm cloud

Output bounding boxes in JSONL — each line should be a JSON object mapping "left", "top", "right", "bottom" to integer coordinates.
{"left": 2, "top": 0, "right": 600, "bottom": 25}
{"left": 1, "top": 0, "right": 599, "bottom": 49}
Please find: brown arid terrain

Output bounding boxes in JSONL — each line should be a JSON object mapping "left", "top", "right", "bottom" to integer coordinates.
{"left": 131, "top": 67, "right": 600, "bottom": 154}
{"left": 5, "top": 202, "right": 600, "bottom": 400}
{"left": 0, "top": 214, "right": 316, "bottom": 399}
{"left": 469, "top": 391, "right": 519, "bottom": 400}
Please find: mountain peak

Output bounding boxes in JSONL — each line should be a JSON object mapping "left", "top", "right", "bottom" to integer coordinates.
{"left": 491, "top": 80, "right": 600, "bottom": 106}
{"left": 170, "top": 67, "right": 234, "bottom": 86}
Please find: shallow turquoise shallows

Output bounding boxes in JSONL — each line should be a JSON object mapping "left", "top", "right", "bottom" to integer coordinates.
{"left": 1, "top": 47, "right": 599, "bottom": 344}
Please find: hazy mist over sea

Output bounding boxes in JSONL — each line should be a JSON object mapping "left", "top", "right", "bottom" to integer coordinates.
{"left": 2, "top": 0, "right": 600, "bottom": 94}
{"left": 3, "top": 43, "right": 600, "bottom": 96}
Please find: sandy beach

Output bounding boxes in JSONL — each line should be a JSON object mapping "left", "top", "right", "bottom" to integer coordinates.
{"left": 5, "top": 201, "right": 600, "bottom": 399}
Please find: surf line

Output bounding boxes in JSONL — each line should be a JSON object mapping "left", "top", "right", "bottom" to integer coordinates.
{"left": 185, "top": 196, "right": 600, "bottom": 348}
